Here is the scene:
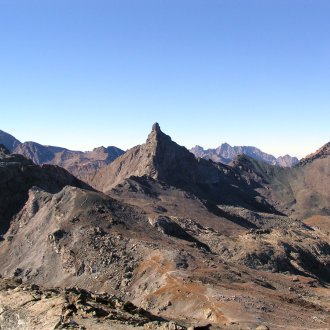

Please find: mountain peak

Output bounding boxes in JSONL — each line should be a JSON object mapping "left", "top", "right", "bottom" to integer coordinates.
{"left": 91, "top": 124, "right": 199, "bottom": 191}
{"left": 147, "top": 122, "right": 171, "bottom": 145}
{"left": 92, "top": 146, "right": 106, "bottom": 152}
{"left": 152, "top": 122, "right": 161, "bottom": 133}
{"left": 149, "top": 122, "right": 163, "bottom": 139}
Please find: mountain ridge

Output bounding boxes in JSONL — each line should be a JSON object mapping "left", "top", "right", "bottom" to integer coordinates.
{"left": 299, "top": 141, "right": 330, "bottom": 166}
{"left": 0, "top": 130, "right": 125, "bottom": 181}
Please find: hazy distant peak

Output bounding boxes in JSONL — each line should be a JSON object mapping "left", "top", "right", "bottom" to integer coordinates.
{"left": 92, "top": 146, "right": 107, "bottom": 152}
{"left": 277, "top": 154, "right": 299, "bottom": 167}
{"left": 190, "top": 143, "right": 299, "bottom": 167}
{"left": 191, "top": 145, "right": 204, "bottom": 150}
{"left": 90, "top": 146, "right": 125, "bottom": 159}
{"left": 221, "top": 142, "right": 232, "bottom": 148}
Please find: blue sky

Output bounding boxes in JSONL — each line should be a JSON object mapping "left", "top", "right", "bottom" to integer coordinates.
{"left": 1, "top": 0, "right": 329, "bottom": 158}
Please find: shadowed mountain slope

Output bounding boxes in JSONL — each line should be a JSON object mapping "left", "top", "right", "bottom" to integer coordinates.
{"left": 231, "top": 145, "right": 330, "bottom": 219}
{"left": 0, "top": 130, "right": 21, "bottom": 152}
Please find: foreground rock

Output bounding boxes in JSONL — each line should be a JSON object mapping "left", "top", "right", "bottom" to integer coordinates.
{"left": 1, "top": 183, "right": 330, "bottom": 329}
{"left": 0, "top": 278, "right": 184, "bottom": 330}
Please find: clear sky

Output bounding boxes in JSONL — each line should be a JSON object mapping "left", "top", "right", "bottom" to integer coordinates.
{"left": 1, "top": 0, "right": 329, "bottom": 158}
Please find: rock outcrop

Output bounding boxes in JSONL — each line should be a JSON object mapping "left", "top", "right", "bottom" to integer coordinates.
{"left": 0, "top": 279, "right": 181, "bottom": 330}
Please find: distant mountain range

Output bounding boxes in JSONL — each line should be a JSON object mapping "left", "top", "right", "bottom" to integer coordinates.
{"left": 190, "top": 143, "right": 299, "bottom": 167}
{"left": 0, "top": 130, "right": 125, "bottom": 181}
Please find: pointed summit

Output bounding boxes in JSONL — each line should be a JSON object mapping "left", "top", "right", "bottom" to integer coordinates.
{"left": 90, "top": 123, "right": 198, "bottom": 191}
{"left": 147, "top": 122, "right": 171, "bottom": 145}
{"left": 152, "top": 122, "right": 161, "bottom": 132}
{"left": 148, "top": 122, "right": 162, "bottom": 140}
